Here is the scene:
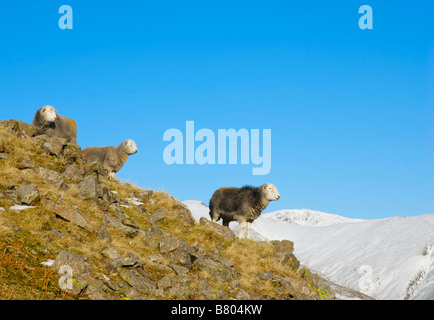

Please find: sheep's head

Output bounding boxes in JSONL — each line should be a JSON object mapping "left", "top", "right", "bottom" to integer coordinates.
{"left": 261, "top": 183, "right": 280, "bottom": 201}
{"left": 120, "top": 139, "right": 138, "bottom": 155}
{"left": 39, "top": 105, "right": 57, "bottom": 124}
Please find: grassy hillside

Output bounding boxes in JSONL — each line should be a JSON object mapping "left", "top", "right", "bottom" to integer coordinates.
{"left": 0, "top": 120, "right": 335, "bottom": 300}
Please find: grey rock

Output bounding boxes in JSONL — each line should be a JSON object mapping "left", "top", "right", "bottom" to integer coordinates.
{"left": 52, "top": 251, "right": 93, "bottom": 276}
{"left": 159, "top": 233, "right": 181, "bottom": 253}
{"left": 76, "top": 177, "right": 96, "bottom": 200}
{"left": 62, "top": 164, "right": 84, "bottom": 183}
{"left": 140, "top": 225, "right": 163, "bottom": 248}
{"left": 41, "top": 137, "right": 66, "bottom": 157}
{"left": 149, "top": 209, "right": 165, "bottom": 223}
{"left": 199, "top": 217, "right": 236, "bottom": 242}
{"left": 166, "top": 247, "right": 193, "bottom": 269}
{"left": 157, "top": 276, "right": 172, "bottom": 290}
{"left": 102, "top": 214, "right": 138, "bottom": 238}
{"left": 171, "top": 264, "right": 189, "bottom": 276}
{"left": 257, "top": 272, "right": 274, "bottom": 280}
{"left": 176, "top": 204, "right": 196, "bottom": 226}
{"left": 236, "top": 290, "right": 251, "bottom": 300}
{"left": 97, "top": 225, "right": 113, "bottom": 244}
{"left": 101, "top": 247, "right": 122, "bottom": 260}
{"left": 62, "top": 143, "right": 82, "bottom": 165}
{"left": 38, "top": 167, "right": 63, "bottom": 189}
{"left": 18, "top": 159, "right": 36, "bottom": 170}
{"left": 44, "top": 192, "right": 90, "bottom": 229}
{"left": 50, "top": 229, "right": 67, "bottom": 239}
{"left": 193, "top": 257, "right": 237, "bottom": 282}
{"left": 120, "top": 269, "right": 156, "bottom": 295}
{"left": 271, "top": 240, "right": 300, "bottom": 271}
{"left": 16, "top": 183, "right": 40, "bottom": 206}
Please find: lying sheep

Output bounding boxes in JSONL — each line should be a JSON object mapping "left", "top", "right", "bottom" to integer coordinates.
{"left": 82, "top": 139, "right": 138, "bottom": 179}
{"left": 209, "top": 183, "right": 280, "bottom": 239}
{"left": 32, "top": 105, "right": 78, "bottom": 144}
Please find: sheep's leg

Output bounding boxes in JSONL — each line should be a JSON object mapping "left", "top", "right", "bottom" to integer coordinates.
{"left": 239, "top": 220, "right": 246, "bottom": 239}
{"left": 246, "top": 221, "right": 252, "bottom": 239}
{"left": 210, "top": 209, "right": 220, "bottom": 223}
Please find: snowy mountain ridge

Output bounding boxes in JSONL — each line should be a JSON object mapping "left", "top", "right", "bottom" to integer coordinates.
{"left": 263, "top": 208, "right": 365, "bottom": 226}
{"left": 182, "top": 200, "right": 434, "bottom": 300}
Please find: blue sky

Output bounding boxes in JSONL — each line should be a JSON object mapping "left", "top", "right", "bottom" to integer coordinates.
{"left": 0, "top": 1, "right": 432, "bottom": 219}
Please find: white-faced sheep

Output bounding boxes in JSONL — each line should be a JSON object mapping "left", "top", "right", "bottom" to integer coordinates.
{"left": 82, "top": 139, "right": 138, "bottom": 179}
{"left": 209, "top": 183, "right": 280, "bottom": 239}
{"left": 32, "top": 105, "right": 78, "bottom": 144}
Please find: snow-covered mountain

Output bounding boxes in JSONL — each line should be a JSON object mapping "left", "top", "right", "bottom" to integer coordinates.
{"left": 182, "top": 200, "right": 434, "bottom": 300}
{"left": 263, "top": 208, "right": 364, "bottom": 226}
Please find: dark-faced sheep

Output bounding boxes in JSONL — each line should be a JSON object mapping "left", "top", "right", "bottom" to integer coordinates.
{"left": 32, "top": 105, "right": 78, "bottom": 144}
{"left": 209, "top": 183, "right": 280, "bottom": 239}
{"left": 82, "top": 139, "right": 138, "bottom": 179}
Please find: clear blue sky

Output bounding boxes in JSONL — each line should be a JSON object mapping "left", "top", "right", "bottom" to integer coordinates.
{"left": 0, "top": 1, "right": 432, "bottom": 219}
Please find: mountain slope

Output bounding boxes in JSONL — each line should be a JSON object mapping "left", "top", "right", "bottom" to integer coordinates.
{"left": 0, "top": 120, "right": 335, "bottom": 300}
{"left": 183, "top": 200, "right": 434, "bottom": 300}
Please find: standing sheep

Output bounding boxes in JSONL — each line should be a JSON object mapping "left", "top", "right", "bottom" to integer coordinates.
{"left": 82, "top": 139, "right": 138, "bottom": 179}
{"left": 32, "top": 105, "right": 78, "bottom": 144}
{"left": 209, "top": 183, "right": 280, "bottom": 239}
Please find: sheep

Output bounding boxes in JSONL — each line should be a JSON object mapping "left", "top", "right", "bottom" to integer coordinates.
{"left": 82, "top": 139, "right": 138, "bottom": 179}
{"left": 209, "top": 183, "right": 280, "bottom": 239}
{"left": 32, "top": 105, "right": 78, "bottom": 144}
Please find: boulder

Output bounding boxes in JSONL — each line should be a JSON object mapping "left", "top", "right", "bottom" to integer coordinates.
{"left": 52, "top": 251, "right": 93, "bottom": 276}
{"left": 271, "top": 240, "right": 300, "bottom": 271}
{"left": 97, "top": 225, "right": 113, "bottom": 244}
{"left": 176, "top": 204, "right": 196, "bottom": 226}
{"left": 140, "top": 224, "right": 164, "bottom": 248}
{"left": 158, "top": 233, "right": 182, "bottom": 253}
{"left": 193, "top": 257, "right": 237, "bottom": 282}
{"left": 76, "top": 177, "right": 96, "bottom": 200}
{"left": 149, "top": 209, "right": 165, "bottom": 224}
{"left": 102, "top": 214, "right": 139, "bottom": 238}
{"left": 120, "top": 269, "right": 156, "bottom": 295}
{"left": 38, "top": 167, "right": 63, "bottom": 189}
{"left": 18, "top": 159, "right": 36, "bottom": 170}
{"left": 157, "top": 275, "right": 172, "bottom": 290}
{"left": 62, "top": 164, "right": 85, "bottom": 184}
{"left": 16, "top": 183, "right": 40, "bottom": 206}
{"left": 199, "top": 217, "right": 236, "bottom": 242}
{"left": 44, "top": 192, "right": 90, "bottom": 229}
{"left": 40, "top": 137, "right": 67, "bottom": 157}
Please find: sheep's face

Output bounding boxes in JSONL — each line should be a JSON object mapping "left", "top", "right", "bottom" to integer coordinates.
{"left": 40, "top": 105, "right": 57, "bottom": 123}
{"left": 262, "top": 183, "right": 280, "bottom": 201}
{"left": 121, "top": 139, "right": 138, "bottom": 155}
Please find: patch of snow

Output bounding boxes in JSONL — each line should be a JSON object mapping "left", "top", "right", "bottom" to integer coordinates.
{"left": 124, "top": 198, "right": 144, "bottom": 206}
{"left": 10, "top": 205, "right": 36, "bottom": 211}
{"left": 40, "top": 259, "right": 55, "bottom": 267}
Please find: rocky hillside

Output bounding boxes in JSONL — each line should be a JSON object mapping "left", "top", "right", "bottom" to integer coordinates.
{"left": 0, "top": 119, "right": 335, "bottom": 300}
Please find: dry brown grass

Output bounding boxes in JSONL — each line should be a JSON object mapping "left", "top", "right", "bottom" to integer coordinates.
{"left": 0, "top": 227, "right": 73, "bottom": 300}
{"left": 225, "top": 240, "right": 300, "bottom": 295}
